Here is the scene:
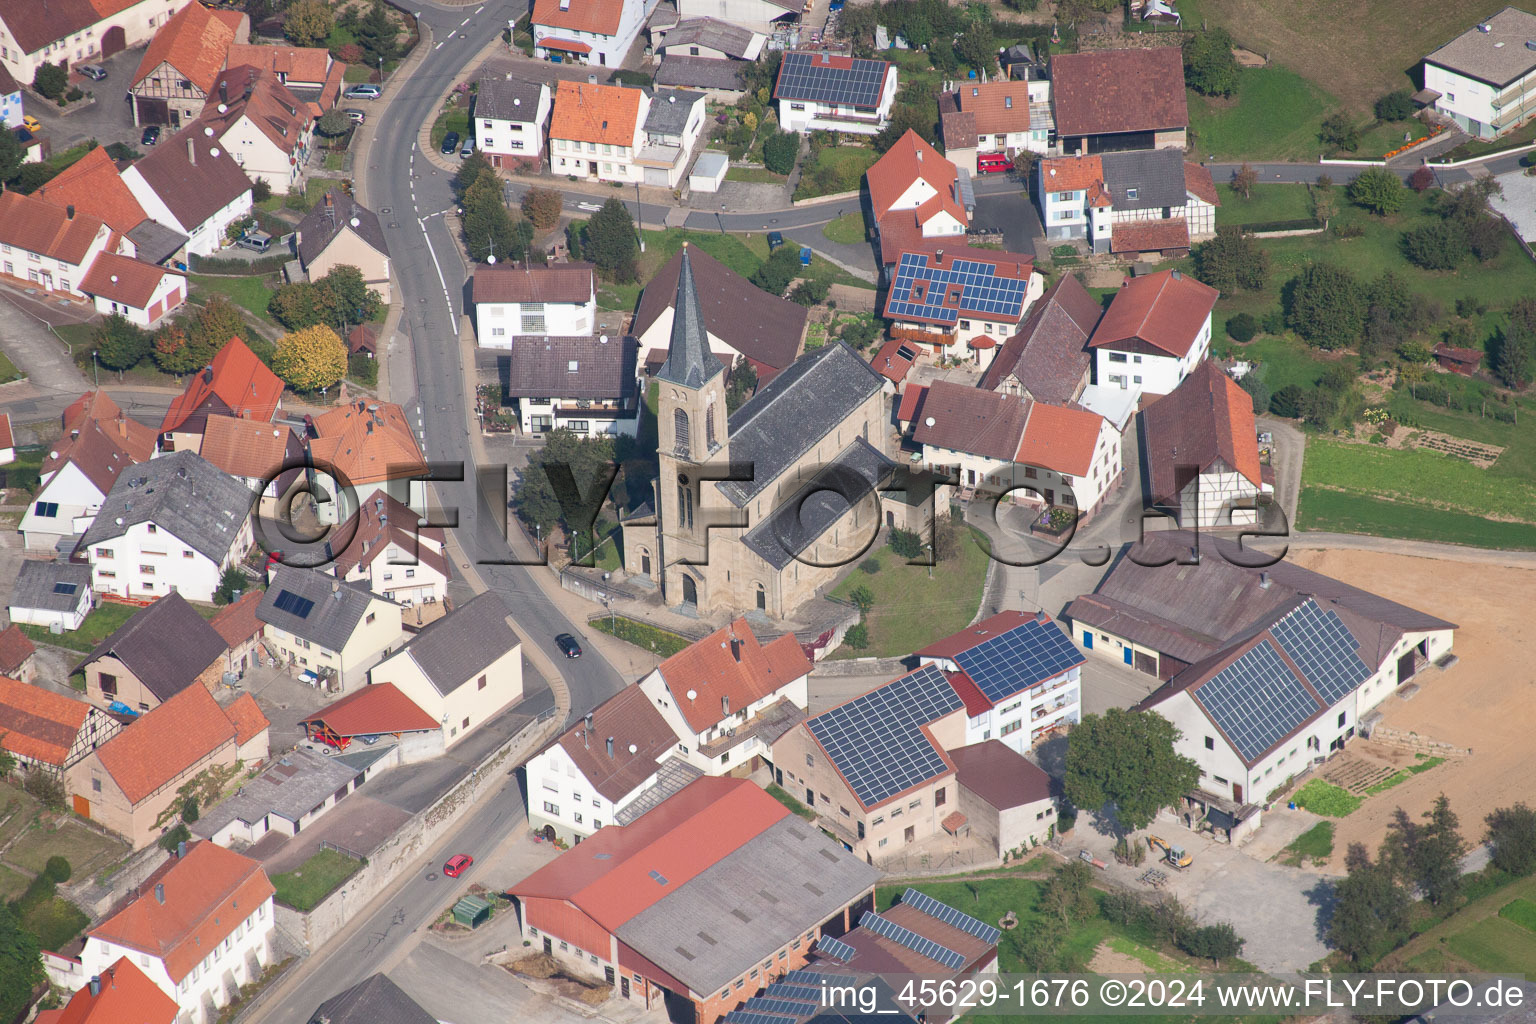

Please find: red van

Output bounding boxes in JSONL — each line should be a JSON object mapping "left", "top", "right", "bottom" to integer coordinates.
{"left": 977, "top": 153, "right": 1013, "bottom": 174}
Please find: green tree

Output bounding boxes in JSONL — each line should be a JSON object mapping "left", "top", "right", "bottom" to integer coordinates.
{"left": 152, "top": 323, "right": 201, "bottom": 375}
{"left": 1387, "top": 793, "right": 1466, "bottom": 908}
{"left": 837, "top": 2, "right": 880, "bottom": 45}
{"left": 725, "top": 360, "right": 758, "bottom": 413}
{"left": 284, "top": 0, "right": 334, "bottom": 46}
{"left": 565, "top": 220, "right": 584, "bottom": 261}
{"left": 1039, "top": 861, "right": 1096, "bottom": 925}
{"left": 584, "top": 197, "right": 639, "bottom": 282}
{"left": 268, "top": 280, "right": 330, "bottom": 331}
{"left": 0, "top": 129, "right": 23, "bottom": 186}
{"left": 273, "top": 325, "right": 347, "bottom": 392}
{"left": 315, "top": 108, "right": 351, "bottom": 138}
{"left": 1231, "top": 162, "right": 1257, "bottom": 199}
{"left": 453, "top": 150, "right": 493, "bottom": 202}
{"left": 1054, "top": 0, "right": 1117, "bottom": 28}
{"left": 9, "top": 162, "right": 57, "bottom": 194}
{"left": 789, "top": 278, "right": 830, "bottom": 306}
{"left": 1347, "top": 166, "right": 1406, "bottom": 216}
{"left": 514, "top": 428, "right": 617, "bottom": 540}
{"left": 873, "top": 103, "right": 937, "bottom": 153}
{"left": 94, "top": 314, "right": 151, "bottom": 371}
{"left": 1063, "top": 707, "right": 1200, "bottom": 832}
{"left": 1183, "top": 29, "right": 1240, "bottom": 97}
{"left": 843, "top": 622, "right": 869, "bottom": 649}
{"left": 159, "top": 823, "right": 192, "bottom": 852}
{"left": 1226, "top": 312, "right": 1258, "bottom": 341}
{"left": 462, "top": 173, "right": 523, "bottom": 265}
{"left": 955, "top": 21, "right": 996, "bottom": 72}
{"left": 1375, "top": 90, "right": 1415, "bottom": 121}
{"left": 1401, "top": 220, "right": 1469, "bottom": 270}
{"left": 1486, "top": 803, "right": 1536, "bottom": 876}
{"left": 1237, "top": 372, "right": 1271, "bottom": 414}
{"left": 848, "top": 584, "right": 876, "bottom": 616}
{"left": 33, "top": 61, "right": 67, "bottom": 100}
{"left": 215, "top": 567, "right": 250, "bottom": 605}
{"left": 1270, "top": 384, "right": 1304, "bottom": 418}
{"left": 354, "top": 0, "right": 397, "bottom": 61}
{"left": 1319, "top": 111, "right": 1360, "bottom": 152}
{"left": 190, "top": 296, "right": 248, "bottom": 356}
{"left": 42, "top": 856, "right": 70, "bottom": 884}
{"left": 762, "top": 131, "right": 799, "bottom": 175}
{"left": 751, "top": 244, "right": 801, "bottom": 297}
{"left": 1328, "top": 842, "right": 1410, "bottom": 963}
{"left": 1286, "top": 261, "right": 1366, "bottom": 350}
{"left": 0, "top": 902, "right": 43, "bottom": 1024}
{"left": 317, "top": 264, "right": 382, "bottom": 327}
{"left": 1495, "top": 320, "right": 1532, "bottom": 389}
{"left": 0, "top": 740, "right": 13, "bottom": 780}
{"left": 181, "top": 796, "right": 200, "bottom": 824}
{"left": 1193, "top": 227, "right": 1269, "bottom": 293}
{"left": 520, "top": 186, "right": 564, "bottom": 232}
{"left": 1179, "top": 922, "right": 1245, "bottom": 967}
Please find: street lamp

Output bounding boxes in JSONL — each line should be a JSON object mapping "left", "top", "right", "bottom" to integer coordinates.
{"left": 91, "top": 349, "right": 99, "bottom": 388}
{"left": 716, "top": 203, "right": 726, "bottom": 234}
{"left": 634, "top": 180, "right": 644, "bottom": 253}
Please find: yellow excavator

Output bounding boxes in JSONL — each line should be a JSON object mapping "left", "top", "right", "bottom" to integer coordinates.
{"left": 1147, "top": 835, "right": 1193, "bottom": 869}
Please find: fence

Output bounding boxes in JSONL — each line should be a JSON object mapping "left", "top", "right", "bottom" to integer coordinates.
{"left": 318, "top": 840, "right": 364, "bottom": 861}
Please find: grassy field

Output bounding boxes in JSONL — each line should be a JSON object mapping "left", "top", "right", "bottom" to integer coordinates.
{"left": 1278, "top": 821, "right": 1334, "bottom": 866}
{"left": 1214, "top": 183, "right": 1316, "bottom": 226}
{"left": 1187, "top": 68, "right": 1333, "bottom": 161}
{"left": 822, "top": 212, "right": 867, "bottom": 245}
{"left": 829, "top": 537, "right": 990, "bottom": 659}
{"left": 0, "top": 865, "right": 27, "bottom": 901}
{"left": 20, "top": 895, "right": 90, "bottom": 951}
{"left": 8, "top": 820, "right": 127, "bottom": 879}
{"left": 1500, "top": 898, "right": 1536, "bottom": 934}
{"left": 1298, "top": 488, "right": 1536, "bottom": 549}
{"left": 19, "top": 601, "right": 139, "bottom": 653}
{"left": 430, "top": 108, "right": 470, "bottom": 150}
{"left": 190, "top": 274, "right": 277, "bottom": 326}
{"left": 1292, "top": 779, "right": 1362, "bottom": 817}
{"left": 0, "top": 349, "right": 21, "bottom": 384}
{"left": 271, "top": 849, "right": 361, "bottom": 911}
{"left": 794, "top": 145, "right": 879, "bottom": 201}
{"left": 1446, "top": 916, "right": 1536, "bottom": 975}
{"left": 1441, "top": 119, "right": 1536, "bottom": 162}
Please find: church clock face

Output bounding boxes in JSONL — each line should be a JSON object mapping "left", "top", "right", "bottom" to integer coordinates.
{"left": 678, "top": 474, "right": 690, "bottom": 486}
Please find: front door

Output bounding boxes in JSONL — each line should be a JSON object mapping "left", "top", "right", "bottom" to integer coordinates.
{"left": 1123, "top": 647, "right": 1133, "bottom": 666}
{"left": 681, "top": 574, "right": 698, "bottom": 606}
{"left": 543, "top": 937, "right": 553, "bottom": 955}
{"left": 1082, "top": 632, "right": 1093, "bottom": 649}
{"left": 904, "top": 825, "right": 915, "bottom": 843}
{"left": 641, "top": 553, "right": 651, "bottom": 575}
{"left": 805, "top": 788, "right": 815, "bottom": 806}
{"left": 72, "top": 795, "right": 90, "bottom": 818}
{"left": 620, "top": 976, "right": 630, "bottom": 998}
{"left": 1233, "top": 783, "right": 1244, "bottom": 803}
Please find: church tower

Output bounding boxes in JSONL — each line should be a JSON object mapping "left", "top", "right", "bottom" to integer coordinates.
{"left": 655, "top": 244, "right": 726, "bottom": 606}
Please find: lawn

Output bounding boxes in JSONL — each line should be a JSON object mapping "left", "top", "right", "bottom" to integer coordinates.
{"left": 1291, "top": 779, "right": 1362, "bottom": 817}
{"left": 766, "top": 784, "right": 816, "bottom": 821}
{"left": 18, "top": 600, "right": 139, "bottom": 653}
{"left": 1500, "top": 898, "right": 1536, "bottom": 934}
{"left": 1186, "top": 67, "right": 1333, "bottom": 162}
{"left": 1446, "top": 916, "right": 1536, "bottom": 976}
{"left": 1213, "top": 183, "right": 1316, "bottom": 227}
{"left": 1105, "top": 934, "right": 1194, "bottom": 973}
{"left": 590, "top": 614, "right": 690, "bottom": 657}
{"left": 0, "top": 349, "right": 21, "bottom": 384}
{"left": 1440, "top": 119, "right": 1536, "bottom": 163}
{"left": 190, "top": 274, "right": 277, "bottom": 326}
{"left": 431, "top": 108, "right": 470, "bottom": 151}
{"left": 271, "top": 849, "right": 361, "bottom": 911}
{"left": 8, "top": 820, "right": 127, "bottom": 879}
{"left": 793, "top": 145, "right": 879, "bottom": 201}
{"left": 20, "top": 896, "right": 90, "bottom": 951}
{"left": 1297, "top": 488, "right": 1536, "bottom": 550}
{"left": 0, "top": 865, "right": 27, "bottom": 902}
{"left": 822, "top": 212, "right": 867, "bottom": 245}
{"left": 1230, "top": 334, "right": 1331, "bottom": 393}
{"left": 829, "top": 536, "right": 990, "bottom": 659}
{"left": 1277, "top": 821, "right": 1334, "bottom": 866}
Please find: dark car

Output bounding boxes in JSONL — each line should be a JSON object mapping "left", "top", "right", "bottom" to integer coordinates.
{"left": 767, "top": 230, "right": 784, "bottom": 251}
{"left": 555, "top": 633, "right": 582, "bottom": 659}
{"left": 440, "top": 131, "right": 460, "bottom": 155}
{"left": 443, "top": 854, "right": 473, "bottom": 878}
{"left": 141, "top": 125, "right": 161, "bottom": 146}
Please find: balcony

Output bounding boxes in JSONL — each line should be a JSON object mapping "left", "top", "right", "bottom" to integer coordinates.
{"left": 696, "top": 697, "right": 806, "bottom": 759}
{"left": 889, "top": 323, "right": 957, "bottom": 347}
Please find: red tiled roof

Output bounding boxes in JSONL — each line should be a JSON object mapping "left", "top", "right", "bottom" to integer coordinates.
{"left": 43, "top": 392, "right": 156, "bottom": 493}
{"left": 346, "top": 324, "right": 378, "bottom": 355}
{"left": 1184, "top": 162, "right": 1220, "bottom": 207}
{"left": 0, "top": 190, "right": 106, "bottom": 266}
{"left": 944, "top": 669, "right": 992, "bottom": 717}
{"left": 510, "top": 777, "right": 786, "bottom": 932}
{"left": 472, "top": 264, "right": 595, "bottom": 304}
{"left": 1141, "top": 360, "right": 1261, "bottom": 502}
{"left": 211, "top": 590, "right": 265, "bottom": 648}
{"left": 0, "top": 627, "right": 35, "bottom": 676}
{"left": 0, "top": 673, "right": 87, "bottom": 767}
{"left": 866, "top": 130, "right": 965, "bottom": 227}
{"left": 556, "top": 684, "right": 679, "bottom": 803}
{"left": 93, "top": 686, "right": 237, "bottom": 805}
{"left": 969, "top": 335, "right": 996, "bottom": 349}
{"left": 161, "top": 338, "right": 284, "bottom": 435}
{"left": 1110, "top": 217, "right": 1191, "bottom": 254}
{"left": 308, "top": 400, "right": 426, "bottom": 487}
{"left": 1017, "top": 401, "right": 1103, "bottom": 476}
{"left": 199, "top": 415, "right": 302, "bottom": 483}
{"left": 550, "top": 81, "right": 642, "bottom": 146}
{"left": 34, "top": 147, "right": 150, "bottom": 239}
{"left": 912, "top": 379, "right": 1030, "bottom": 462}
{"left": 951, "top": 80, "right": 1033, "bottom": 134}
{"left": 223, "top": 692, "right": 269, "bottom": 746}
{"left": 326, "top": 489, "right": 448, "bottom": 580}
{"left": 1038, "top": 154, "right": 1103, "bottom": 193}
{"left": 131, "top": 3, "right": 240, "bottom": 93}
{"left": 940, "top": 810, "right": 968, "bottom": 833}
{"left": 89, "top": 841, "right": 273, "bottom": 984}
{"left": 47, "top": 958, "right": 178, "bottom": 1024}
{"left": 654, "top": 618, "right": 811, "bottom": 734}
{"left": 1050, "top": 48, "right": 1188, "bottom": 138}
{"left": 224, "top": 44, "right": 332, "bottom": 85}
{"left": 871, "top": 337, "right": 918, "bottom": 383}
{"left": 897, "top": 383, "right": 929, "bottom": 423}
{"left": 299, "top": 682, "right": 438, "bottom": 736}
{"left": 198, "top": 66, "right": 310, "bottom": 155}
{"left": 80, "top": 253, "right": 183, "bottom": 310}
{"left": 1089, "top": 269, "right": 1218, "bottom": 358}
{"left": 1433, "top": 341, "right": 1482, "bottom": 366}
{"left": 532, "top": 0, "right": 624, "bottom": 37}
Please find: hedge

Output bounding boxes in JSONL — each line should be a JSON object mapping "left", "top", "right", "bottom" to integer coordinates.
{"left": 1244, "top": 218, "right": 1324, "bottom": 233}
{"left": 190, "top": 253, "right": 291, "bottom": 276}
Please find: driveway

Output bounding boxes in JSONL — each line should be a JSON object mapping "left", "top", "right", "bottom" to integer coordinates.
{"left": 26, "top": 45, "right": 147, "bottom": 152}
{"left": 0, "top": 290, "right": 92, "bottom": 396}
{"left": 973, "top": 187, "right": 1042, "bottom": 257}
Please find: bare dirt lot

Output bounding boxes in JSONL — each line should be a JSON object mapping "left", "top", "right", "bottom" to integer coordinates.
{"left": 1289, "top": 548, "right": 1536, "bottom": 870}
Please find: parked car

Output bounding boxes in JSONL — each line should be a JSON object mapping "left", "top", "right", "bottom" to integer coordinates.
{"left": 460, "top": 136, "right": 474, "bottom": 158}
{"left": 141, "top": 125, "right": 161, "bottom": 146}
{"left": 343, "top": 108, "right": 366, "bottom": 124}
{"left": 555, "top": 633, "right": 582, "bottom": 659}
{"left": 767, "top": 230, "right": 784, "bottom": 251}
{"left": 21, "top": 115, "right": 41, "bottom": 133}
{"left": 236, "top": 231, "right": 273, "bottom": 253}
{"left": 976, "top": 153, "right": 1011, "bottom": 174}
{"left": 440, "top": 131, "right": 460, "bottom": 155}
{"left": 78, "top": 64, "right": 107, "bottom": 81}
{"left": 443, "top": 854, "right": 473, "bottom": 878}
{"left": 344, "top": 84, "right": 380, "bottom": 99}
{"left": 799, "top": 246, "right": 813, "bottom": 266}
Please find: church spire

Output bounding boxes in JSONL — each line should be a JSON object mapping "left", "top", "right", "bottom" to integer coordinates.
{"left": 657, "top": 243, "right": 724, "bottom": 389}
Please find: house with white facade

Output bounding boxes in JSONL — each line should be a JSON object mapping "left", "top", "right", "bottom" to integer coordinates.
{"left": 475, "top": 73, "right": 551, "bottom": 169}
{"left": 529, "top": 0, "right": 646, "bottom": 67}
{"left": 471, "top": 263, "right": 596, "bottom": 347}
{"left": 1422, "top": 7, "right": 1536, "bottom": 140}
{"left": 0, "top": 0, "right": 183, "bottom": 86}
{"left": 880, "top": 248, "right": 1042, "bottom": 364}
{"left": 504, "top": 335, "right": 641, "bottom": 437}
{"left": 127, "top": 3, "right": 248, "bottom": 128}
{"left": 939, "top": 79, "right": 1052, "bottom": 174}
{"left": 1037, "top": 148, "right": 1219, "bottom": 254}
{"left": 122, "top": 127, "right": 254, "bottom": 259}
{"left": 1141, "top": 361, "right": 1266, "bottom": 528}
{"left": 196, "top": 66, "right": 312, "bottom": 192}
{"left": 33, "top": 145, "right": 188, "bottom": 266}
{"left": 674, "top": 0, "right": 797, "bottom": 33}
{"left": 636, "top": 87, "right": 705, "bottom": 187}
{"left": 369, "top": 593, "right": 523, "bottom": 747}
{"left": 44, "top": 959, "right": 179, "bottom": 1024}
{"left": 78, "top": 841, "right": 275, "bottom": 1024}
{"left": 0, "top": 190, "right": 112, "bottom": 297}
{"left": 324, "top": 490, "right": 449, "bottom": 605}
{"left": 80, "top": 251, "right": 187, "bottom": 327}
{"left": 257, "top": 568, "right": 404, "bottom": 691}
{"left": 0, "top": 64, "right": 21, "bottom": 129}
{"left": 9, "top": 561, "right": 94, "bottom": 631}
{"left": 295, "top": 188, "right": 392, "bottom": 303}
{"left": 195, "top": 415, "right": 305, "bottom": 521}
{"left": 915, "top": 611, "right": 1085, "bottom": 754}
{"left": 1088, "top": 269, "right": 1217, "bottom": 399}
{"left": 774, "top": 51, "right": 898, "bottom": 135}
{"left": 79, "top": 450, "right": 257, "bottom": 604}
{"left": 547, "top": 79, "right": 646, "bottom": 183}
{"left": 864, "top": 130, "right": 972, "bottom": 277}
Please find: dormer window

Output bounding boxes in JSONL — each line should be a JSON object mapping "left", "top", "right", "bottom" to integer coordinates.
{"left": 1004, "top": 95, "right": 1013, "bottom": 108}
{"left": 1126, "top": 187, "right": 1138, "bottom": 200}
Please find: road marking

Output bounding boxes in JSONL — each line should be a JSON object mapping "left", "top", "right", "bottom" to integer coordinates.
{"left": 475, "top": 4, "right": 483, "bottom": 11}
{"left": 445, "top": 30, "right": 456, "bottom": 41}
{"left": 434, "top": 40, "right": 444, "bottom": 49}
{"left": 460, "top": 16, "right": 470, "bottom": 26}
{"left": 419, "top": 219, "right": 459, "bottom": 338}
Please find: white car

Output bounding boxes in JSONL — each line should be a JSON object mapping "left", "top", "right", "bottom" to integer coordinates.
{"left": 344, "top": 84, "right": 381, "bottom": 100}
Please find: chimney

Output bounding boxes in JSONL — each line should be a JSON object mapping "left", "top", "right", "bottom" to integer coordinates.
{"left": 730, "top": 637, "right": 741, "bottom": 662}
{"left": 1259, "top": 571, "right": 1271, "bottom": 590}
{"left": 187, "top": 137, "right": 196, "bottom": 165}
{"left": 606, "top": 736, "right": 614, "bottom": 758}
{"left": 154, "top": 883, "right": 165, "bottom": 904}
{"left": 1171, "top": 269, "right": 1182, "bottom": 280}
{"left": 721, "top": 695, "right": 730, "bottom": 716}
{"left": 66, "top": 204, "right": 75, "bottom": 220}
{"left": 116, "top": 415, "right": 126, "bottom": 438}
{"left": 202, "top": 366, "right": 214, "bottom": 384}
{"left": 89, "top": 977, "right": 101, "bottom": 997}
{"left": 220, "top": 79, "right": 228, "bottom": 104}
{"left": 177, "top": 840, "right": 186, "bottom": 858}
{"left": 585, "top": 712, "right": 593, "bottom": 730}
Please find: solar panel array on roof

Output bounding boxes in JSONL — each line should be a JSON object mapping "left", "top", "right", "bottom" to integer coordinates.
{"left": 859, "top": 911, "right": 966, "bottom": 970}
{"left": 776, "top": 52, "right": 888, "bottom": 107}
{"left": 53, "top": 582, "right": 78, "bottom": 595}
{"left": 747, "top": 996, "right": 820, "bottom": 1017}
{"left": 885, "top": 253, "right": 1033, "bottom": 327}
{"left": 784, "top": 969, "right": 827, "bottom": 985}
{"left": 768, "top": 983, "right": 824, "bottom": 1002}
{"left": 952, "top": 617, "right": 1082, "bottom": 705}
{"left": 900, "top": 888, "right": 1002, "bottom": 944}
{"left": 816, "top": 935, "right": 858, "bottom": 961}
{"left": 1270, "top": 600, "right": 1371, "bottom": 707}
{"left": 1195, "top": 639, "right": 1319, "bottom": 763}
{"left": 806, "top": 664, "right": 963, "bottom": 807}
{"left": 726, "top": 1011, "right": 798, "bottom": 1024}
{"left": 273, "top": 590, "right": 315, "bottom": 618}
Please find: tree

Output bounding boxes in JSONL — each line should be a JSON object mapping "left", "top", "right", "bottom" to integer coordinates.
{"left": 0, "top": 129, "right": 23, "bottom": 186}
{"left": 94, "top": 314, "right": 151, "bottom": 371}
{"left": 1401, "top": 220, "right": 1469, "bottom": 270}
{"left": 181, "top": 796, "right": 200, "bottom": 824}
{"left": 1193, "top": 227, "right": 1269, "bottom": 293}
{"left": 741, "top": 111, "right": 758, "bottom": 133}
{"left": 955, "top": 21, "right": 997, "bottom": 73}
{"left": 584, "top": 198, "right": 639, "bottom": 282}
{"left": 0, "top": 740, "right": 12, "bottom": 781}
{"left": 789, "top": 278, "right": 830, "bottom": 306}
{"left": 42, "top": 856, "right": 70, "bottom": 884}
{"left": 1408, "top": 164, "right": 1436, "bottom": 192}
{"left": 9, "top": 161, "right": 57, "bottom": 194}
{"left": 842, "top": 622, "right": 869, "bottom": 649}
{"left": 514, "top": 428, "right": 617, "bottom": 538}
{"left": 725, "top": 360, "right": 757, "bottom": 413}
{"left": 521, "top": 187, "right": 564, "bottom": 232}
{"left": 1183, "top": 29, "right": 1240, "bottom": 97}
{"left": 0, "top": 902, "right": 43, "bottom": 1024}
{"left": 190, "top": 296, "right": 248, "bottom": 356}
{"left": 565, "top": 221, "right": 584, "bottom": 261}
{"left": 1238, "top": 372, "right": 1271, "bottom": 415}
{"left": 1486, "top": 804, "right": 1536, "bottom": 876}
{"left": 1319, "top": 111, "right": 1360, "bottom": 152}
{"left": 1226, "top": 312, "right": 1258, "bottom": 341}
{"left": 1328, "top": 842, "right": 1411, "bottom": 963}
{"left": 354, "top": 0, "right": 398, "bottom": 61}
{"left": 1286, "top": 262, "right": 1366, "bottom": 350}
{"left": 462, "top": 173, "right": 524, "bottom": 265}
{"left": 1179, "top": 922, "right": 1245, "bottom": 967}
{"left": 215, "top": 567, "right": 250, "bottom": 605}
{"left": 268, "top": 280, "right": 330, "bottom": 330}
{"left": 873, "top": 102, "right": 937, "bottom": 154}
{"left": 1270, "top": 384, "right": 1304, "bottom": 418}
{"left": 317, "top": 264, "right": 381, "bottom": 327}
{"left": 762, "top": 130, "right": 799, "bottom": 175}
{"left": 251, "top": 178, "right": 273, "bottom": 204}
{"left": 1375, "top": 90, "right": 1416, "bottom": 122}
{"left": 1012, "top": 149, "right": 1037, "bottom": 179}
{"left": 1312, "top": 176, "right": 1339, "bottom": 228}
{"left": 33, "top": 61, "right": 67, "bottom": 100}
{"left": 1347, "top": 167, "right": 1407, "bottom": 216}
{"left": 315, "top": 108, "right": 351, "bottom": 138}
{"left": 1062, "top": 707, "right": 1200, "bottom": 832}
{"left": 1387, "top": 793, "right": 1466, "bottom": 908}
{"left": 838, "top": 1, "right": 880, "bottom": 44}
{"left": 453, "top": 150, "right": 493, "bottom": 202}
{"left": 751, "top": 244, "right": 801, "bottom": 297}
{"left": 284, "top": 0, "right": 334, "bottom": 46}
{"left": 1039, "top": 861, "right": 1097, "bottom": 925}
{"left": 151, "top": 324, "right": 200, "bottom": 375}
{"left": 1495, "top": 320, "right": 1532, "bottom": 389}
{"left": 273, "top": 325, "right": 347, "bottom": 392}
{"left": 848, "top": 584, "right": 876, "bottom": 615}
{"left": 1231, "top": 162, "right": 1258, "bottom": 200}
{"left": 1509, "top": 296, "right": 1536, "bottom": 336}
{"left": 159, "top": 823, "right": 192, "bottom": 852}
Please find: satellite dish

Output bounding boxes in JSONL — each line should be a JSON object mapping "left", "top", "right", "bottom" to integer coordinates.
{"left": 110, "top": 275, "right": 118, "bottom": 283}
{"left": 628, "top": 744, "right": 638, "bottom": 754}
{"left": 686, "top": 689, "right": 697, "bottom": 700}
{"left": 349, "top": 217, "right": 360, "bottom": 228}
{"left": 210, "top": 148, "right": 220, "bottom": 157}
{"left": 203, "top": 126, "right": 214, "bottom": 136}
{"left": 599, "top": 334, "right": 609, "bottom": 344}
{"left": 486, "top": 254, "right": 496, "bottom": 264}
{"left": 217, "top": 103, "right": 228, "bottom": 114}
{"left": 925, "top": 416, "right": 936, "bottom": 427}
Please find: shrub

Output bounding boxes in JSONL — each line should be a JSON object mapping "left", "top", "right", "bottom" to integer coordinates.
{"left": 159, "top": 824, "right": 191, "bottom": 852}
{"left": 1270, "top": 384, "right": 1305, "bottom": 419}
{"left": 1319, "top": 111, "right": 1360, "bottom": 152}
{"left": 859, "top": 558, "right": 881, "bottom": 574}
{"left": 1226, "top": 312, "right": 1258, "bottom": 341}
{"left": 789, "top": 278, "right": 829, "bottom": 306}
{"left": 1402, "top": 220, "right": 1469, "bottom": 270}
{"left": 762, "top": 131, "right": 799, "bottom": 174}
{"left": 888, "top": 527, "right": 923, "bottom": 559}
{"left": 1348, "top": 167, "right": 1407, "bottom": 216}
{"left": 1408, "top": 164, "right": 1436, "bottom": 192}
{"left": 348, "top": 351, "right": 378, "bottom": 386}
{"left": 252, "top": 178, "right": 273, "bottom": 204}
{"left": 43, "top": 857, "right": 71, "bottom": 884}
{"left": 1238, "top": 373, "right": 1271, "bottom": 415}
{"left": 33, "top": 61, "right": 67, "bottom": 100}
{"left": 1261, "top": 308, "right": 1287, "bottom": 335}
{"left": 1375, "top": 90, "right": 1416, "bottom": 122}
{"left": 843, "top": 623, "right": 869, "bottom": 649}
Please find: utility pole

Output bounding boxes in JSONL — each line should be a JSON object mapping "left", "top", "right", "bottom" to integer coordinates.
{"left": 91, "top": 350, "right": 99, "bottom": 388}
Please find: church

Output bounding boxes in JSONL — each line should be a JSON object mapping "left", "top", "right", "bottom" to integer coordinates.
{"left": 622, "top": 245, "right": 911, "bottom": 621}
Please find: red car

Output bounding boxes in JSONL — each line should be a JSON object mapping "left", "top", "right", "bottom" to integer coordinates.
{"left": 443, "top": 854, "right": 473, "bottom": 878}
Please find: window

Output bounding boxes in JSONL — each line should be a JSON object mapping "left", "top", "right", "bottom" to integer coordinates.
{"left": 365, "top": 612, "right": 376, "bottom": 624}
{"left": 33, "top": 502, "right": 59, "bottom": 518}
{"left": 1205, "top": 736, "right": 1214, "bottom": 750}
{"left": 574, "top": 812, "right": 583, "bottom": 824}
{"left": 935, "top": 787, "right": 945, "bottom": 807}
{"left": 1126, "top": 187, "right": 1138, "bottom": 200}
{"left": 805, "top": 753, "right": 813, "bottom": 767}
{"left": 182, "top": 550, "right": 193, "bottom": 559}
{"left": 1024, "top": 467, "right": 1037, "bottom": 479}
{"left": 890, "top": 806, "right": 903, "bottom": 818}
{"left": 839, "top": 805, "right": 850, "bottom": 817}
{"left": 872, "top": 815, "right": 884, "bottom": 826}
{"left": 139, "top": 565, "right": 155, "bottom": 576}
{"left": 721, "top": 752, "right": 730, "bottom": 765}
{"left": 1108, "top": 352, "right": 1128, "bottom": 363}
{"left": 478, "top": 675, "right": 487, "bottom": 690}
{"left": 1000, "top": 719, "right": 1022, "bottom": 736}
{"left": 1213, "top": 775, "right": 1229, "bottom": 786}
{"left": 543, "top": 802, "right": 559, "bottom": 815}
{"left": 878, "top": 838, "right": 888, "bottom": 847}
{"left": 147, "top": 524, "right": 157, "bottom": 534}
{"left": 462, "top": 717, "right": 470, "bottom": 729}
{"left": 908, "top": 798, "right": 921, "bottom": 809}
{"left": 92, "top": 778, "right": 101, "bottom": 792}
{"left": 1338, "top": 711, "right": 1347, "bottom": 727}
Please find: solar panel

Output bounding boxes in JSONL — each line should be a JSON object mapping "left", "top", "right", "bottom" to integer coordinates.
{"left": 775, "top": 52, "right": 888, "bottom": 107}
{"left": 768, "top": 983, "right": 825, "bottom": 1002}
{"left": 747, "top": 996, "right": 820, "bottom": 1017}
{"left": 858, "top": 911, "right": 966, "bottom": 970}
{"left": 884, "top": 252, "right": 1033, "bottom": 329}
{"left": 816, "top": 935, "right": 858, "bottom": 961}
{"left": 1270, "top": 600, "right": 1371, "bottom": 707}
{"left": 273, "top": 590, "right": 315, "bottom": 618}
{"left": 1195, "top": 639, "right": 1321, "bottom": 763}
{"left": 953, "top": 617, "right": 1082, "bottom": 705}
{"left": 783, "top": 969, "right": 828, "bottom": 986}
{"left": 806, "top": 664, "right": 964, "bottom": 807}
{"left": 900, "top": 888, "right": 1002, "bottom": 944}
{"left": 725, "top": 1012, "right": 797, "bottom": 1024}
{"left": 52, "top": 582, "right": 78, "bottom": 595}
